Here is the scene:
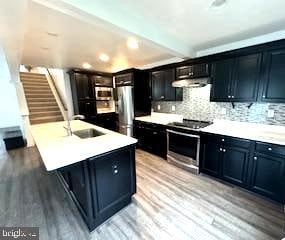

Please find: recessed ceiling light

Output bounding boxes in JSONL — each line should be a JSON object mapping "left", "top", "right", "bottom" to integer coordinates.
{"left": 211, "top": 0, "right": 226, "bottom": 8}
{"left": 82, "top": 62, "right": 92, "bottom": 69}
{"left": 46, "top": 32, "right": 59, "bottom": 37}
{"left": 99, "top": 53, "right": 110, "bottom": 62}
{"left": 41, "top": 47, "right": 50, "bottom": 51}
{"left": 127, "top": 37, "right": 139, "bottom": 50}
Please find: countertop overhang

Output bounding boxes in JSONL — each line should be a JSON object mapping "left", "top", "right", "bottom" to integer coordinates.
{"left": 30, "top": 120, "right": 137, "bottom": 171}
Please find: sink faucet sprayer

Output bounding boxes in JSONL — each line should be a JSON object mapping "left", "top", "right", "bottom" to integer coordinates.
{"left": 64, "top": 115, "right": 85, "bottom": 136}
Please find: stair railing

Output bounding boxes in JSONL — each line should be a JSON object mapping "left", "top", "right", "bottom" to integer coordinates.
{"left": 45, "top": 68, "right": 69, "bottom": 121}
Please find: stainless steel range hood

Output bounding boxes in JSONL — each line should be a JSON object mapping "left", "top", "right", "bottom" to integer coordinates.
{"left": 172, "top": 78, "right": 210, "bottom": 88}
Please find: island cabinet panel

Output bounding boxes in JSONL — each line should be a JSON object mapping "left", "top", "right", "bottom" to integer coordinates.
{"left": 89, "top": 146, "right": 136, "bottom": 227}
{"left": 58, "top": 144, "right": 136, "bottom": 231}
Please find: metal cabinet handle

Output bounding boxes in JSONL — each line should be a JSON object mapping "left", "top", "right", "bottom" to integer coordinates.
{"left": 254, "top": 157, "right": 257, "bottom": 160}
{"left": 153, "top": 132, "right": 158, "bottom": 135}
{"left": 219, "top": 148, "right": 223, "bottom": 152}
{"left": 268, "top": 147, "right": 272, "bottom": 151}
{"left": 232, "top": 96, "right": 234, "bottom": 98}
{"left": 161, "top": 96, "right": 165, "bottom": 99}
{"left": 221, "top": 139, "right": 225, "bottom": 142}
{"left": 228, "top": 95, "right": 231, "bottom": 98}
{"left": 223, "top": 149, "right": 226, "bottom": 152}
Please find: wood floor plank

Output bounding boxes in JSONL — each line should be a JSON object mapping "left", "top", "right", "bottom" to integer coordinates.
{"left": 0, "top": 147, "right": 284, "bottom": 240}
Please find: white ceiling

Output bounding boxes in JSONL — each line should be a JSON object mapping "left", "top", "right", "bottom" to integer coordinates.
{"left": 2, "top": 0, "right": 285, "bottom": 72}
{"left": 22, "top": 1, "right": 175, "bottom": 72}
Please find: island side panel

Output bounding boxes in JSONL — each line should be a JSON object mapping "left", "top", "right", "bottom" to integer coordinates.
{"left": 89, "top": 144, "right": 136, "bottom": 229}
{"left": 57, "top": 144, "right": 136, "bottom": 231}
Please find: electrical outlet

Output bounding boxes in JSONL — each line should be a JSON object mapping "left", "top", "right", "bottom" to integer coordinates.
{"left": 267, "top": 109, "right": 275, "bottom": 118}
{"left": 157, "top": 105, "right": 161, "bottom": 110}
{"left": 221, "top": 108, "right": 226, "bottom": 115}
{"left": 171, "top": 105, "right": 176, "bottom": 111}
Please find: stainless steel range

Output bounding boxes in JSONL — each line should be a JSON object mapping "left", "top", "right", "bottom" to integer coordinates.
{"left": 166, "top": 119, "right": 212, "bottom": 174}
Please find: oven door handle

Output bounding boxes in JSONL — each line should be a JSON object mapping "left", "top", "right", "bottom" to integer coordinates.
{"left": 167, "top": 129, "right": 200, "bottom": 138}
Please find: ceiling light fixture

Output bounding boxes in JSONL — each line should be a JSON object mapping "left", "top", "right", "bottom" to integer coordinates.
{"left": 211, "top": 0, "right": 226, "bottom": 8}
{"left": 99, "top": 53, "right": 110, "bottom": 62}
{"left": 82, "top": 62, "right": 92, "bottom": 69}
{"left": 127, "top": 37, "right": 139, "bottom": 50}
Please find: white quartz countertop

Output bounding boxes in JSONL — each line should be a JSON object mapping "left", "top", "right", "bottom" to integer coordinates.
{"left": 201, "top": 119, "right": 285, "bottom": 146}
{"left": 135, "top": 112, "right": 183, "bottom": 125}
{"left": 31, "top": 120, "right": 137, "bottom": 171}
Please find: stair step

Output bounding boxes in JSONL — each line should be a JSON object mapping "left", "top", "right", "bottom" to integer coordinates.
{"left": 30, "top": 115, "right": 64, "bottom": 125}
{"left": 29, "top": 106, "right": 60, "bottom": 112}
{"left": 28, "top": 101, "right": 58, "bottom": 107}
{"left": 22, "top": 80, "right": 49, "bottom": 85}
{"left": 25, "top": 93, "right": 55, "bottom": 98}
{"left": 30, "top": 111, "right": 62, "bottom": 118}
{"left": 20, "top": 72, "right": 46, "bottom": 77}
{"left": 22, "top": 83, "right": 50, "bottom": 88}
{"left": 21, "top": 76, "right": 47, "bottom": 81}
{"left": 27, "top": 98, "right": 57, "bottom": 103}
{"left": 24, "top": 89, "right": 53, "bottom": 94}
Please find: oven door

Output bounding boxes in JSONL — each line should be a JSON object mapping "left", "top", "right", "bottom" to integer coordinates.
{"left": 167, "top": 129, "right": 200, "bottom": 167}
{"left": 95, "top": 87, "right": 113, "bottom": 100}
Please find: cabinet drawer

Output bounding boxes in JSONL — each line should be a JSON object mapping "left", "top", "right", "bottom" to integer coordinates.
{"left": 255, "top": 142, "right": 285, "bottom": 156}
{"left": 202, "top": 133, "right": 251, "bottom": 149}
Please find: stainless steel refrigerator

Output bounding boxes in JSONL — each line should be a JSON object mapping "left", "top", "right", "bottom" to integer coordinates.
{"left": 116, "top": 86, "right": 134, "bottom": 137}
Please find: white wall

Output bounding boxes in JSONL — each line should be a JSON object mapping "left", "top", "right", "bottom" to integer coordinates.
{"left": 0, "top": 48, "right": 22, "bottom": 129}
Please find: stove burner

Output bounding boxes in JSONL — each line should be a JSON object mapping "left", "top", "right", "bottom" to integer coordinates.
{"left": 169, "top": 119, "right": 211, "bottom": 130}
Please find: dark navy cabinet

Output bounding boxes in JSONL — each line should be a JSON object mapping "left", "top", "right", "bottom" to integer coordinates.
{"left": 259, "top": 48, "right": 285, "bottom": 103}
{"left": 134, "top": 120, "right": 167, "bottom": 159}
{"left": 151, "top": 69, "right": 183, "bottom": 101}
{"left": 211, "top": 53, "right": 261, "bottom": 102}
{"left": 200, "top": 133, "right": 285, "bottom": 203}
{"left": 58, "top": 145, "right": 136, "bottom": 231}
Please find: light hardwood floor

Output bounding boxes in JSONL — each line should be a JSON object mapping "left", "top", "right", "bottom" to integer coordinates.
{"left": 0, "top": 145, "right": 284, "bottom": 240}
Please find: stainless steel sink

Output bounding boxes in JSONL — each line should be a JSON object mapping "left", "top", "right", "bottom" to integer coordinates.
{"left": 73, "top": 128, "right": 106, "bottom": 139}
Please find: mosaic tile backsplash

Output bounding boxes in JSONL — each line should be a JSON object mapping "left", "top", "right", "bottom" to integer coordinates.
{"left": 152, "top": 85, "right": 285, "bottom": 126}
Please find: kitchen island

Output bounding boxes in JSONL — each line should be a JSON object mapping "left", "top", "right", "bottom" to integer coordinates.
{"left": 31, "top": 120, "right": 137, "bottom": 231}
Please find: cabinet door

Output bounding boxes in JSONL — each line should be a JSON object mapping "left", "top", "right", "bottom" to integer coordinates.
{"left": 249, "top": 154, "right": 285, "bottom": 202}
{"left": 151, "top": 71, "right": 165, "bottom": 101}
{"left": 210, "top": 58, "right": 234, "bottom": 101}
{"left": 78, "top": 101, "right": 96, "bottom": 118}
{"left": 68, "top": 162, "right": 91, "bottom": 219}
{"left": 91, "top": 149, "right": 133, "bottom": 213}
{"left": 260, "top": 48, "right": 285, "bottom": 103}
{"left": 151, "top": 130, "right": 167, "bottom": 159}
{"left": 75, "top": 73, "right": 92, "bottom": 100}
{"left": 221, "top": 146, "right": 249, "bottom": 187}
{"left": 163, "top": 69, "right": 176, "bottom": 101}
{"left": 231, "top": 54, "right": 261, "bottom": 102}
{"left": 200, "top": 138, "right": 221, "bottom": 177}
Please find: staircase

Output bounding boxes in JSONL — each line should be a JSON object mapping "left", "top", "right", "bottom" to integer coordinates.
{"left": 20, "top": 72, "right": 64, "bottom": 125}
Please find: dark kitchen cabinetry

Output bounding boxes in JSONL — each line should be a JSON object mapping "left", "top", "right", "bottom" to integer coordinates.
{"left": 249, "top": 142, "right": 285, "bottom": 202}
{"left": 134, "top": 120, "right": 167, "bottom": 159}
{"left": 151, "top": 69, "right": 182, "bottom": 101}
{"left": 58, "top": 145, "right": 136, "bottom": 231}
{"left": 200, "top": 134, "right": 250, "bottom": 186}
{"left": 200, "top": 133, "right": 285, "bottom": 203}
{"left": 93, "top": 113, "right": 118, "bottom": 131}
{"left": 69, "top": 69, "right": 113, "bottom": 118}
{"left": 211, "top": 53, "right": 261, "bottom": 102}
{"left": 259, "top": 48, "right": 285, "bottom": 103}
{"left": 114, "top": 69, "right": 151, "bottom": 117}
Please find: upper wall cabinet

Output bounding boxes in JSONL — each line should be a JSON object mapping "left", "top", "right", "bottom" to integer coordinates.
{"left": 211, "top": 53, "right": 262, "bottom": 102}
{"left": 259, "top": 48, "right": 285, "bottom": 103}
{"left": 151, "top": 69, "right": 183, "bottom": 101}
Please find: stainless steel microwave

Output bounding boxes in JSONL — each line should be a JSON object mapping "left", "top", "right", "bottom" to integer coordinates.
{"left": 95, "top": 87, "right": 113, "bottom": 100}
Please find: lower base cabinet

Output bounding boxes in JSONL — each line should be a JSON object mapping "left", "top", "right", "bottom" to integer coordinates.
{"left": 134, "top": 120, "right": 167, "bottom": 159}
{"left": 200, "top": 133, "right": 285, "bottom": 203}
{"left": 58, "top": 145, "right": 136, "bottom": 231}
{"left": 249, "top": 153, "right": 285, "bottom": 202}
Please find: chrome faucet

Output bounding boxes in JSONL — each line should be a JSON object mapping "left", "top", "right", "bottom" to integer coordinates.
{"left": 64, "top": 115, "right": 85, "bottom": 136}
